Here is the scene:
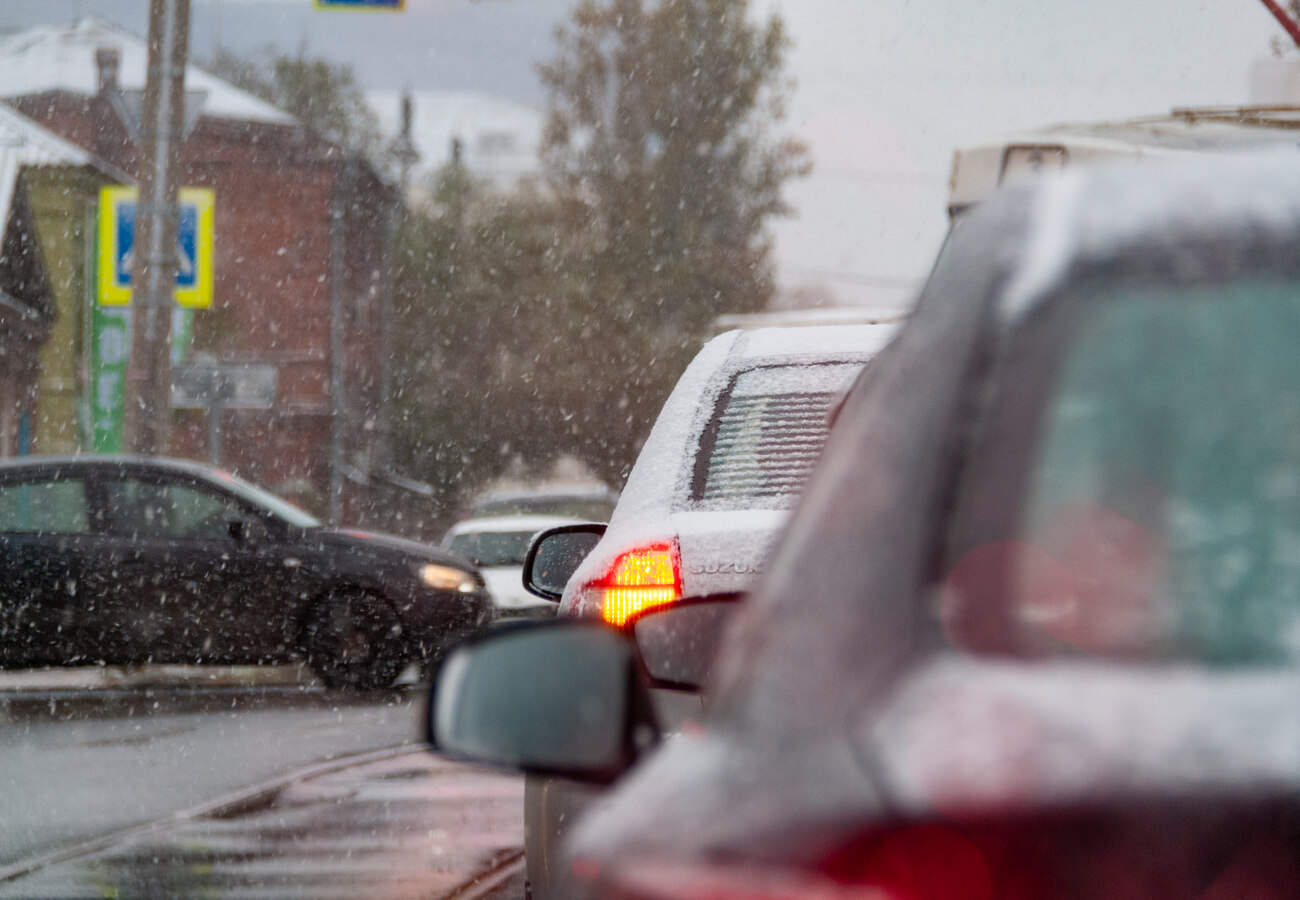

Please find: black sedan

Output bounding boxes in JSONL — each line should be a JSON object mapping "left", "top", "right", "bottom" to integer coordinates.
{"left": 0, "top": 456, "right": 491, "bottom": 688}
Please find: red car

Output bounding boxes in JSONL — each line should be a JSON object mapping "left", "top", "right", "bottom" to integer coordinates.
{"left": 432, "top": 151, "right": 1300, "bottom": 898}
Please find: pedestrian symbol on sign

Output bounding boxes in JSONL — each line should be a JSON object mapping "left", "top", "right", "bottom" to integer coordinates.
{"left": 114, "top": 202, "right": 199, "bottom": 290}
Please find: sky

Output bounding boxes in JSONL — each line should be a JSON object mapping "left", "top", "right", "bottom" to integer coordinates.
{"left": 0, "top": 0, "right": 1289, "bottom": 311}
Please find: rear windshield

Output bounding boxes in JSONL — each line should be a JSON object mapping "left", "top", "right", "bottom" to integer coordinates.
{"left": 447, "top": 530, "right": 538, "bottom": 567}
{"left": 942, "top": 280, "right": 1300, "bottom": 666}
{"left": 691, "top": 361, "right": 862, "bottom": 509}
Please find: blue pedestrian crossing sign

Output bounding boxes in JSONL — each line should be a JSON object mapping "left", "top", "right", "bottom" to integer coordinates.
{"left": 98, "top": 185, "right": 214, "bottom": 308}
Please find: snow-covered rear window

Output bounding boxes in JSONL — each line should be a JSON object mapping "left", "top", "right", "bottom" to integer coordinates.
{"left": 692, "top": 362, "right": 862, "bottom": 509}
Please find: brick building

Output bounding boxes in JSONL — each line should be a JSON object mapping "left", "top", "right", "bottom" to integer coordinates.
{"left": 0, "top": 18, "right": 395, "bottom": 523}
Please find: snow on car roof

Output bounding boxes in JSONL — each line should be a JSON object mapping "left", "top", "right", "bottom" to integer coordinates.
{"left": 1000, "top": 150, "right": 1300, "bottom": 321}
{"left": 443, "top": 515, "right": 588, "bottom": 537}
{"left": 733, "top": 322, "right": 901, "bottom": 362}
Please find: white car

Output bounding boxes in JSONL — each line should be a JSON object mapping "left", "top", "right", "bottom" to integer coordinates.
{"left": 558, "top": 322, "right": 899, "bottom": 622}
{"left": 526, "top": 322, "right": 899, "bottom": 898}
{"left": 441, "top": 515, "right": 587, "bottom": 620}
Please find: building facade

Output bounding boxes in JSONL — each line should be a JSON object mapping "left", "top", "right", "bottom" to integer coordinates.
{"left": 0, "top": 18, "right": 395, "bottom": 523}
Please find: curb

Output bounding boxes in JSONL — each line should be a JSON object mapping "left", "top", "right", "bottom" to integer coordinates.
{"left": 0, "top": 662, "right": 425, "bottom": 696}
{"left": 0, "top": 664, "right": 317, "bottom": 694}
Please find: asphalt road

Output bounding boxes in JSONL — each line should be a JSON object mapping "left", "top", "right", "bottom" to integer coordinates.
{"left": 0, "top": 667, "right": 526, "bottom": 899}
{"left": 1, "top": 748, "right": 525, "bottom": 900}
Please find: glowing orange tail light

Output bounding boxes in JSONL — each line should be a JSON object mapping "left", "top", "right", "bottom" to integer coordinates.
{"left": 596, "top": 542, "right": 682, "bottom": 626}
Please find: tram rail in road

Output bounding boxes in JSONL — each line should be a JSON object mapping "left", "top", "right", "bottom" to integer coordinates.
{"left": 0, "top": 746, "right": 524, "bottom": 900}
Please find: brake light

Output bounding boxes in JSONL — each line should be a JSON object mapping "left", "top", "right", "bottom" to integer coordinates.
{"left": 594, "top": 542, "right": 682, "bottom": 626}
{"left": 594, "top": 808, "right": 1298, "bottom": 900}
{"left": 596, "top": 826, "right": 997, "bottom": 900}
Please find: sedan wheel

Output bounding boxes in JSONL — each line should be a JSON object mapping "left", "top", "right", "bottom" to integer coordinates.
{"left": 303, "top": 591, "right": 407, "bottom": 690}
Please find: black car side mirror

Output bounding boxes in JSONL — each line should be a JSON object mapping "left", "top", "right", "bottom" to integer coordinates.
{"left": 228, "top": 516, "right": 271, "bottom": 544}
{"left": 630, "top": 593, "right": 743, "bottom": 692}
{"left": 523, "top": 523, "right": 606, "bottom": 601}
{"left": 428, "top": 621, "right": 658, "bottom": 783}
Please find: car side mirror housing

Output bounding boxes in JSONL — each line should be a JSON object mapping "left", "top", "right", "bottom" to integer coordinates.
{"left": 523, "top": 523, "right": 607, "bottom": 601}
{"left": 631, "top": 593, "right": 743, "bottom": 692}
{"left": 428, "top": 621, "right": 657, "bottom": 783}
{"left": 228, "top": 516, "right": 270, "bottom": 544}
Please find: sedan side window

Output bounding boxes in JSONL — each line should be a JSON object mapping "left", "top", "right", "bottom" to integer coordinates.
{"left": 0, "top": 479, "right": 89, "bottom": 534}
{"left": 103, "top": 479, "right": 241, "bottom": 541}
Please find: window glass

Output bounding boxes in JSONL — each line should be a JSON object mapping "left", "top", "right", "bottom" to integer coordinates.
{"left": 0, "top": 479, "right": 89, "bottom": 534}
{"left": 468, "top": 494, "right": 616, "bottom": 522}
{"left": 693, "top": 362, "right": 861, "bottom": 509}
{"left": 103, "top": 480, "right": 240, "bottom": 541}
{"left": 447, "top": 530, "right": 537, "bottom": 567}
{"left": 945, "top": 281, "right": 1300, "bottom": 665}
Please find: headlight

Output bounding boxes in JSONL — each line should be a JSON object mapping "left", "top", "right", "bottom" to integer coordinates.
{"left": 418, "top": 563, "right": 479, "bottom": 593}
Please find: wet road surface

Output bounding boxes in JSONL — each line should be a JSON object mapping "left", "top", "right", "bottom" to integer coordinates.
{"left": 0, "top": 749, "right": 524, "bottom": 899}
{"left": 0, "top": 682, "right": 423, "bottom": 870}
{"left": 0, "top": 666, "right": 526, "bottom": 899}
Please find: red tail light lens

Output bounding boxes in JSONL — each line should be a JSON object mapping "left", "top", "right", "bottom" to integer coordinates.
{"left": 597, "top": 807, "right": 1298, "bottom": 900}
{"left": 593, "top": 542, "right": 682, "bottom": 626}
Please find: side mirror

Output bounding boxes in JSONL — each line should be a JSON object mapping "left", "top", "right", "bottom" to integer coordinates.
{"left": 227, "top": 516, "right": 269, "bottom": 544}
{"left": 631, "top": 593, "right": 743, "bottom": 692}
{"left": 523, "top": 523, "right": 607, "bottom": 601}
{"left": 428, "top": 621, "right": 658, "bottom": 783}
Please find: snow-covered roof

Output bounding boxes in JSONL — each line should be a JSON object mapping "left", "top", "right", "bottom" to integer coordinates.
{"left": 999, "top": 150, "right": 1300, "bottom": 322}
{"left": 367, "top": 89, "right": 542, "bottom": 184}
{"left": 443, "top": 514, "right": 589, "bottom": 537}
{"left": 0, "top": 102, "right": 104, "bottom": 245}
{"left": 0, "top": 17, "right": 293, "bottom": 125}
{"left": 733, "top": 322, "right": 900, "bottom": 363}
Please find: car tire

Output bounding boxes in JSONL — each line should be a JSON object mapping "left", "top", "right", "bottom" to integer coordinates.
{"left": 302, "top": 590, "right": 407, "bottom": 690}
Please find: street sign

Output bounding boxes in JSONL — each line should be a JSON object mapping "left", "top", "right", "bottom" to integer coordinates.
{"left": 314, "top": 0, "right": 404, "bottom": 8}
{"left": 97, "top": 185, "right": 214, "bottom": 308}
{"left": 171, "top": 364, "right": 277, "bottom": 410}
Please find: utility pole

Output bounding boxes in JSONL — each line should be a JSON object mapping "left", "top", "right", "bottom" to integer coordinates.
{"left": 125, "top": 0, "right": 190, "bottom": 456}
{"left": 328, "top": 158, "right": 353, "bottom": 524}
